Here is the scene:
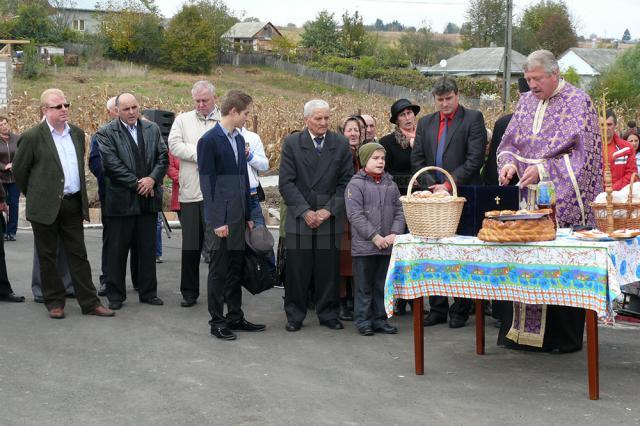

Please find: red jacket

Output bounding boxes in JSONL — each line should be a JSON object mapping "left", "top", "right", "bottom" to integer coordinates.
{"left": 167, "top": 152, "right": 180, "bottom": 211}
{"left": 608, "top": 134, "right": 638, "bottom": 191}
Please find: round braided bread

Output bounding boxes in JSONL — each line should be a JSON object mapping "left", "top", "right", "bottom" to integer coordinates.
{"left": 477, "top": 217, "right": 556, "bottom": 242}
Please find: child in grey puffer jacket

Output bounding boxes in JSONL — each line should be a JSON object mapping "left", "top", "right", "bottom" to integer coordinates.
{"left": 345, "top": 143, "right": 405, "bottom": 336}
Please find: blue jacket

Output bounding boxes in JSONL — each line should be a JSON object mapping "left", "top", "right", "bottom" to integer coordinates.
{"left": 197, "top": 122, "right": 250, "bottom": 229}
{"left": 88, "top": 134, "right": 105, "bottom": 205}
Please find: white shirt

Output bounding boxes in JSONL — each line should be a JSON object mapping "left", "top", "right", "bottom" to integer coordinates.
{"left": 219, "top": 123, "right": 239, "bottom": 164}
{"left": 240, "top": 128, "right": 269, "bottom": 191}
{"left": 47, "top": 120, "right": 80, "bottom": 195}
{"left": 121, "top": 120, "right": 138, "bottom": 144}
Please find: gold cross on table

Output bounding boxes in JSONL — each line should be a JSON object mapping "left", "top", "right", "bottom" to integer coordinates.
{"left": 495, "top": 196, "right": 501, "bottom": 205}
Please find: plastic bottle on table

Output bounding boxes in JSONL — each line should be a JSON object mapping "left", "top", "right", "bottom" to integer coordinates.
{"left": 536, "top": 169, "right": 557, "bottom": 228}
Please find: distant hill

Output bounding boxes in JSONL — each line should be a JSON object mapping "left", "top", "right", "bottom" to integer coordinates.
{"left": 277, "top": 27, "right": 461, "bottom": 48}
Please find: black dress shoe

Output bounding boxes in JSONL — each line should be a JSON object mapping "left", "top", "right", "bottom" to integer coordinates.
{"left": 285, "top": 321, "right": 302, "bottom": 332}
{"left": 449, "top": 316, "right": 467, "bottom": 329}
{"left": 34, "top": 295, "right": 44, "bottom": 304}
{"left": 228, "top": 318, "right": 266, "bottom": 332}
{"left": 0, "top": 293, "right": 25, "bottom": 303}
{"left": 98, "top": 283, "right": 107, "bottom": 297}
{"left": 374, "top": 324, "right": 398, "bottom": 334}
{"left": 424, "top": 311, "right": 447, "bottom": 327}
{"left": 108, "top": 300, "right": 123, "bottom": 310}
{"left": 338, "top": 307, "right": 354, "bottom": 321}
{"left": 65, "top": 293, "right": 76, "bottom": 299}
{"left": 180, "top": 298, "right": 197, "bottom": 307}
{"left": 141, "top": 296, "right": 164, "bottom": 306}
{"left": 211, "top": 326, "right": 237, "bottom": 340}
{"left": 358, "top": 326, "right": 374, "bottom": 336}
{"left": 319, "top": 319, "right": 344, "bottom": 330}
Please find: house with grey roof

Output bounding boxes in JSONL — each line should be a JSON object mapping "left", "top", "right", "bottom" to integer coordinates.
{"left": 49, "top": 0, "right": 110, "bottom": 34}
{"left": 222, "top": 22, "right": 283, "bottom": 52}
{"left": 420, "top": 47, "right": 527, "bottom": 80}
{"left": 558, "top": 48, "right": 623, "bottom": 89}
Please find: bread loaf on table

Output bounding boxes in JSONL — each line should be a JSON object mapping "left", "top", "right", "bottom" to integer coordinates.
{"left": 477, "top": 217, "right": 556, "bottom": 242}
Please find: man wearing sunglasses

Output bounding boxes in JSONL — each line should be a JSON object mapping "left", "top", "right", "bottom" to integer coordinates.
{"left": 12, "top": 88, "right": 114, "bottom": 319}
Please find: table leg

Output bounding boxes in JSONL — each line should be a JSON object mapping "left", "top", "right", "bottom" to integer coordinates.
{"left": 412, "top": 297, "right": 424, "bottom": 375}
{"left": 475, "top": 299, "right": 485, "bottom": 355}
{"left": 586, "top": 310, "right": 599, "bottom": 400}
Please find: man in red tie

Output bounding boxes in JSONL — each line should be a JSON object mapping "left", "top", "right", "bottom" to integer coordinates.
{"left": 411, "top": 76, "right": 488, "bottom": 328}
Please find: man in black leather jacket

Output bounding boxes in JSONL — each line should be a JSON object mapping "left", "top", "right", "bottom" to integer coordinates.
{"left": 96, "top": 93, "right": 168, "bottom": 310}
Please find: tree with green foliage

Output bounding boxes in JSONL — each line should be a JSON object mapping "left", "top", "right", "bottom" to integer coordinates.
{"left": 301, "top": 10, "right": 339, "bottom": 55}
{"left": 21, "top": 43, "right": 44, "bottom": 79}
{"left": 273, "top": 34, "right": 297, "bottom": 61}
{"left": 622, "top": 29, "right": 631, "bottom": 43}
{"left": 7, "top": 2, "right": 55, "bottom": 43}
{"left": 399, "top": 27, "right": 457, "bottom": 66}
{"left": 444, "top": 22, "right": 461, "bottom": 34}
{"left": 163, "top": 0, "right": 236, "bottom": 73}
{"left": 561, "top": 66, "right": 581, "bottom": 86}
{"left": 591, "top": 45, "right": 640, "bottom": 108}
{"left": 99, "top": 0, "right": 164, "bottom": 64}
{"left": 340, "top": 11, "right": 368, "bottom": 58}
{"left": 513, "top": 0, "right": 577, "bottom": 56}
{"left": 374, "top": 45, "right": 410, "bottom": 68}
{"left": 460, "top": 0, "right": 507, "bottom": 48}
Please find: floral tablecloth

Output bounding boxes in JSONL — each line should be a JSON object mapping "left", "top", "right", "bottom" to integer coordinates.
{"left": 384, "top": 229, "right": 640, "bottom": 319}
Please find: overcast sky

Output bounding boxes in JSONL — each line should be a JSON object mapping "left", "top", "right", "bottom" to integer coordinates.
{"left": 154, "top": 0, "right": 637, "bottom": 40}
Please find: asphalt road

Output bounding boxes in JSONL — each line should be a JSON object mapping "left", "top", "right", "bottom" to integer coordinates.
{"left": 1, "top": 229, "right": 639, "bottom": 425}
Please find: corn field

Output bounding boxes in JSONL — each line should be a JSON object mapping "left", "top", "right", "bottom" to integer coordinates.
{"left": 7, "top": 62, "right": 506, "bottom": 169}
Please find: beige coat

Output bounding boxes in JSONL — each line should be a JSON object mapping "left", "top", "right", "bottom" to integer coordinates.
{"left": 168, "top": 108, "right": 220, "bottom": 203}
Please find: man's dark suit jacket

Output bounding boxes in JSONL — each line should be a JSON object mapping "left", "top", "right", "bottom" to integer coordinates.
{"left": 197, "top": 122, "right": 250, "bottom": 229}
{"left": 482, "top": 113, "right": 517, "bottom": 186}
{"left": 13, "top": 121, "right": 90, "bottom": 225}
{"left": 96, "top": 118, "right": 168, "bottom": 216}
{"left": 411, "top": 105, "right": 487, "bottom": 187}
{"left": 279, "top": 129, "right": 354, "bottom": 236}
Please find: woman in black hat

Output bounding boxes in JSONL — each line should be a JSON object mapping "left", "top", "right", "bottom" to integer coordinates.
{"left": 378, "top": 99, "right": 420, "bottom": 315}
{"left": 378, "top": 99, "right": 421, "bottom": 196}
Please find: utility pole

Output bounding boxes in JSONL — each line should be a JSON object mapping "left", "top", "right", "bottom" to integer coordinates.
{"left": 502, "top": 0, "right": 513, "bottom": 113}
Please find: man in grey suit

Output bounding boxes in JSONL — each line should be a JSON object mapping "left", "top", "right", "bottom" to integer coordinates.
{"left": 13, "top": 88, "right": 114, "bottom": 319}
{"left": 96, "top": 93, "right": 168, "bottom": 310}
{"left": 279, "top": 99, "right": 354, "bottom": 332}
{"left": 411, "top": 76, "right": 487, "bottom": 329}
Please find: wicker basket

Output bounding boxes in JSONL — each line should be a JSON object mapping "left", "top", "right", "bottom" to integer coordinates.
{"left": 400, "top": 166, "right": 466, "bottom": 238}
{"left": 591, "top": 173, "right": 640, "bottom": 232}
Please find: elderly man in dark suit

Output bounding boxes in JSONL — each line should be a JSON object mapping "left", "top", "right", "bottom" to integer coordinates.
{"left": 12, "top": 88, "right": 114, "bottom": 318}
{"left": 96, "top": 93, "right": 168, "bottom": 310}
{"left": 197, "top": 90, "right": 265, "bottom": 341}
{"left": 411, "top": 76, "right": 487, "bottom": 329}
{"left": 279, "top": 99, "right": 354, "bottom": 332}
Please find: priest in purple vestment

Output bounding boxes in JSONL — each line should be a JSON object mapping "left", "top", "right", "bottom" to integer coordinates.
{"left": 495, "top": 50, "right": 603, "bottom": 353}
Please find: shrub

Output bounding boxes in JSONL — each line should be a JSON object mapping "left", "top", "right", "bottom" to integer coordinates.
{"left": 21, "top": 44, "right": 44, "bottom": 80}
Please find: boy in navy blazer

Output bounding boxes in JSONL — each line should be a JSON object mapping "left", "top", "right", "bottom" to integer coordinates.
{"left": 197, "top": 90, "right": 265, "bottom": 340}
